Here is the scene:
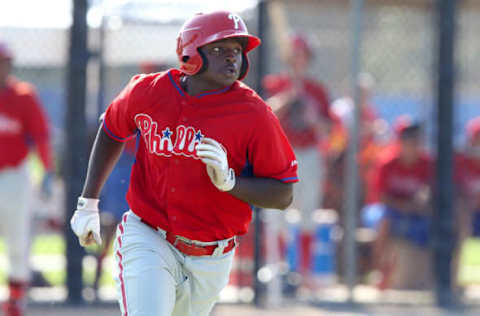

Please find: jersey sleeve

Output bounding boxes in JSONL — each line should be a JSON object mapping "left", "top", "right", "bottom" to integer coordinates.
{"left": 247, "top": 106, "right": 298, "bottom": 183}
{"left": 102, "top": 75, "right": 145, "bottom": 142}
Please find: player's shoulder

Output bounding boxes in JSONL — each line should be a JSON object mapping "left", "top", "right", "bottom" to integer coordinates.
{"left": 418, "top": 151, "right": 433, "bottom": 165}
{"left": 127, "top": 69, "right": 173, "bottom": 92}
{"left": 303, "top": 77, "right": 328, "bottom": 94}
{"left": 231, "top": 81, "right": 274, "bottom": 118}
{"left": 376, "top": 145, "right": 401, "bottom": 167}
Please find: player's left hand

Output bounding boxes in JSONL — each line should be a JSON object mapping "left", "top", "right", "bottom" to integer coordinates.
{"left": 196, "top": 138, "right": 236, "bottom": 192}
{"left": 70, "top": 197, "right": 102, "bottom": 247}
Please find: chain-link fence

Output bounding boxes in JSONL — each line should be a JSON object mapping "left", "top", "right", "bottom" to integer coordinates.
{"left": 1, "top": 0, "right": 480, "bottom": 313}
{"left": 254, "top": 0, "right": 480, "bottom": 308}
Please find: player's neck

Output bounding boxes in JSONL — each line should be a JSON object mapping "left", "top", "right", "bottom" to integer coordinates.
{"left": 181, "top": 75, "right": 227, "bottom": 96}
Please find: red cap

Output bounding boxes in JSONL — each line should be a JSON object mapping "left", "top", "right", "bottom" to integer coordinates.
{"left": 0, "top": 42, "right": 13, "bottom": 60}
{"left": 290, "top": 34, "right": 313, "bottom": 59}
{"left": 467, "top": 117, "right": 480, "bottom": 141}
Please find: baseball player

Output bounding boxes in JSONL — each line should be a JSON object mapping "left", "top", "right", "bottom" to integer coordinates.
{"left": 370, "top": 116, "right": 433, "bottom": 290}
{"left": 453, "top": 117, "right": 480, "bottom": 291}
{"left": 262, "top": 34, "right": 333, "bottom": 282}
{"left": 70, "top": 11, "right": 298, "bottom": 316}
{"left": 0, "top": 42, "right": 53, "bottom": 316}
{"left": 455, "top": 117, "right": 480, "bottom": 235}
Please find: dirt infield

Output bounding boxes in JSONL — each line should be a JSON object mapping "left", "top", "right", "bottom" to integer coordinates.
{"left": 24, "top": 302, "right": 480, "bottom": 316}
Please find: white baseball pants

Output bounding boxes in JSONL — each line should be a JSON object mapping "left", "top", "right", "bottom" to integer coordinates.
{"left": 0, "top": 161, "right": 32, "bottom": 282}
{"left": 113, "top": 211, "right": 235, "bottom": 316}
{"left": 292, "top": 147, "right": 324, "bottom": 231}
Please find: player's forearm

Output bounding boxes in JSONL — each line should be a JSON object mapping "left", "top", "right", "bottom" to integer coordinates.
{"left": 81, "top": 126, "right": 125, "bottom": 199}
{"left": 228, "top": 177, "right": 293, "bottom": 210}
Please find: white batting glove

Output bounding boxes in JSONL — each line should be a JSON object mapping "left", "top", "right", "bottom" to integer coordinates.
{"left": 196, "top": 138, "right": 236, "bottom": 192}
{"left": 70, "top": 197, "right": 102, "bottom": 247}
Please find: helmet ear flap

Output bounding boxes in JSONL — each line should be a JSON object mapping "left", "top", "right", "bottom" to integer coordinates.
{"left": 197, "top": 49, "right": 209, "bottom": 75}
{"left": 238, "top": 53, "right": 249, "bottom": 80}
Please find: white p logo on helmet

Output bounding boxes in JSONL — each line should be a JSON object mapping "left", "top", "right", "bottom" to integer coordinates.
{"left": 228, "top": 13, "right": 242, "bottom": 29}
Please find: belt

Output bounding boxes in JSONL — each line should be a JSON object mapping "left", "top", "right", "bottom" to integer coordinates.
{"left": 140, "top": 219, "right": 236, "bottom": 256}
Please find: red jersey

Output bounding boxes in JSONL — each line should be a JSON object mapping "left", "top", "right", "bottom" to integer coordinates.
{"left": 0, "top": 78, "right": 52, "bottom": 170}
{"left": 455, "top": 153, "right": 480, "bottom": 208}
{"left": 262, "top": 74, "right": 331, "bottom": 148}
{"left": 103, "top": 69, "right": 298, "bottom": 241}
{"left": 373, "top": 148, "right": 433, "bottom": 201}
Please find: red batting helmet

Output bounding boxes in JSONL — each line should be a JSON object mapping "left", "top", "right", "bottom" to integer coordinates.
{"left": 176, "top": 11, "right": 261, "bottom": 80}
{"left": 0, "top": 42, "right": 13, "bottom": 60}
{"left": 467, "top": 117, "right": 480, "bottom": 141}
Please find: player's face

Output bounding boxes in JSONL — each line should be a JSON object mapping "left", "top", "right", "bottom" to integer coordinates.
{"left": 198, "top": 38, "right": 243, "bottom": 87}
{"left": 288, "top": 49, "right": 310, "bottom": 76}
{"left": 0, "top": 59, "right": 11, "bottom": 86}
{"left": 399, "top": 134, "right": 423, "bottom": 161}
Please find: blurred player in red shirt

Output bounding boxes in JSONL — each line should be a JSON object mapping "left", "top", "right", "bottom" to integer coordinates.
{"left": 263, "top": 34, "right": 334, "bottom": 281}
{"left": 330, "top": 72, "right": 390, "bottom": 278}
{"left": 0, "top": 41, "right": 53, "bottom": 316}
{"left": 453, "top": 117, "right": 480, "bottom": 290}
{"left": 370, "top": 116, "right": 434, "bottom": 290}
{"left": 455, "top": 117, "right": 480, "bottom": 235}
{"left": 329, "top": 72, "right": 389, "bottom": 210}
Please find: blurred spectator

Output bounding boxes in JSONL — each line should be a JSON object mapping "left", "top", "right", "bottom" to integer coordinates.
{"left": 263, "top": 33, "right": 335, "bottom": 285}
{"left": 327, "top": 73, "right": 390, "bottom": 280}
{"left": 0, "top": 41, "right": 54, "bottom": 316}
{"left": 368, "top": 116, "right": 434, "bottom": 290}
{"left": 92, "top": 61, "right": 170, "bottom": 296}
{"left": 453, "top": 117, "right": 480, "bottom": 292}
{"left": 328, "top": 72, "right": 390, "bottom": 214}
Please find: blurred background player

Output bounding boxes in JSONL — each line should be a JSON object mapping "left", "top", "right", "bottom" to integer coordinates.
{"left": 0, "top": 41, "right": 53, "bottom": 316}
{"left": 92, "top": 61, "right": 170, "bottom": 296}
{"left": 263, "top": 33, "right": 335, "bottom": 287}
{"left": 368, "top": 116, "right": 434, "bottom": 290}
{"left": 453, "top": 117, "right": 480, "bottom": 293}
{"left": 329, "top": 72, "right": 389, "bottom": 279}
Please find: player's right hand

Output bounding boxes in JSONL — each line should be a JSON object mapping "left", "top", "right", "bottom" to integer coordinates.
{"left": 196, "top": 138, "right": 236, "bottom": 192}
{"left": 70, "top": 197, "right": 102, "bottom": 247}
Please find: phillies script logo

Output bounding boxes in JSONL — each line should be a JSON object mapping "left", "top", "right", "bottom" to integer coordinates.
{"left": 135, "top": 113, "right": 204, "bottom": 159}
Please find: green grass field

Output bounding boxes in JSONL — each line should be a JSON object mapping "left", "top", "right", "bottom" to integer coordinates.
{"left": 0, "top": 234, "right": 480, "bottom": 287}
